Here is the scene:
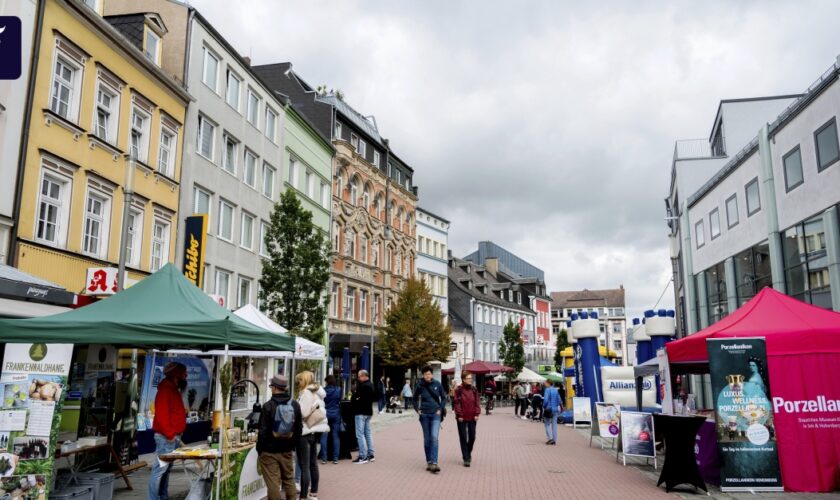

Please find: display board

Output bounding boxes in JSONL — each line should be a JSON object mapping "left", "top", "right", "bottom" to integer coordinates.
{"left": 140, "top": 355, "right": 214, "bottom": 430}
{"left": 572, "top": 397, "right": 591, "bottom": 427}
{"left": 211, "top": 445, "right": 266, "bottom": 500}
{"left": 619, "top": 411, "right": 656, "bottom": 465}
{"left": 600, "top": 366, "right": 656, "bottom": 408}
{"left": 0, "top": 343, "right": 73, "bottom": 499}
{"left": 707, "top": 338, "right": 782, "bottom": 492}
{"left": 596, "top": 402, "right": 621, "bottom": 439}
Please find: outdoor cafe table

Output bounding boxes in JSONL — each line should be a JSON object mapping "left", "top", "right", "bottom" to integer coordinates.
{"left": 652, "top": 413, "right": 708, "bottom": 493}
{"left": 159, "top": 443, "right": 255, "bottom": 499}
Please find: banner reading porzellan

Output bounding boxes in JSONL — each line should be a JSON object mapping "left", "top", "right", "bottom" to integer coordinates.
{"left": 707, "top": 338, "right": 782, "bottom": 491}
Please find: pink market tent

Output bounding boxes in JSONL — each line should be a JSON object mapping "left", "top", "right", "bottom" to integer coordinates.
{"left": 665, "top": 288, "right": 840, "bottom": 492}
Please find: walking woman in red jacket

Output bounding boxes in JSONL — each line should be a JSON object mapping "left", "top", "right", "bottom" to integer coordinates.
{"left": 453, "top": 371, "right": 481, "bottom": 467}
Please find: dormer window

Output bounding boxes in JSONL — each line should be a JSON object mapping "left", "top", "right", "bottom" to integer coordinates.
{"left": 145, "top": 30, "right": 161, "bottom": 65}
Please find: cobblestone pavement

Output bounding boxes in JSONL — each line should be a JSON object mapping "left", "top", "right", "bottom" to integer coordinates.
{"left": 112, "top": 406, "right": 840, "bottom": 499}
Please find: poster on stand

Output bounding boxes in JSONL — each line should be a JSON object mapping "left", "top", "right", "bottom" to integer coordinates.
{"left": 657, "top": 348, "right": 673, "bottom": 414}
{"left": 0, "top": 343, "right": 73, "bottom": 499}
{"left": 141, "top": 355, "right": 214, "bottom": 425}
{"left": 619, "top": 411, "right": 655, "bottom": 460}
{"left": 596, "top": 402, "right": 621, "bottom": 438}
{"left": 707, "top": 338, "right": 782, "bottom": 491}
{"left": 572, "top": 397, "right": 591, "bottom": 426}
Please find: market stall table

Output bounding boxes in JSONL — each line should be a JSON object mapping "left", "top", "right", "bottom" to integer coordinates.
{"left": 55, "top": 442, "right": 135, "bottom": 490}
{"left": 652, "top": 413, "right": 708, "bottom": 493}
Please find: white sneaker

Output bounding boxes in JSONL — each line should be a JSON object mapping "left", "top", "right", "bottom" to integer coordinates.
{"left": 379, "top": 410, "right": 384, "bottom": 414}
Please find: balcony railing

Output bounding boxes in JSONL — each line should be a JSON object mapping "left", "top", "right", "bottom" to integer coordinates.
{"left": 673, "top": 139, "right": 715, "bottom": 160}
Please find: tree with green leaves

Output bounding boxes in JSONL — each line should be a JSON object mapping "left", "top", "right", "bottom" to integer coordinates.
{"left": 259, "top": 189, "right": 331, "bottom": 343}
{"left": 380, "top": 278, "right": 452, "bottom": 381}
{"left": 554, "top": 329, "right": 570, "bottom": 371}
{"left": 499, "top": 320, "right": 526, "bottom": 378}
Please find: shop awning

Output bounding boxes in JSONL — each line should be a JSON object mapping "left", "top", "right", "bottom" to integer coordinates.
{"left": 0, "top": 264, "right": 293, "bottom": 351}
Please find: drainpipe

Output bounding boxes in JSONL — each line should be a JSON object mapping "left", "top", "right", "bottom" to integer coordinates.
{"left": 757, "top": 124, "right": 785, "bottom": 292}
{"left": 10, "top": 0, "right": 46, "bottom": 267}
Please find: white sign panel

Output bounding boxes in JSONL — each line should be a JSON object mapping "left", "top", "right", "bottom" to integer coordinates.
{"left": 85, "top": 267, "right": 119, "bottom": 296}
{"left": 2, "top": 344, "right": 73, "bottom": 377}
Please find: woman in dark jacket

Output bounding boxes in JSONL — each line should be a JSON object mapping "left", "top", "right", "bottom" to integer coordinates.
{"left": 453, "top": 371, "right": 481, "bottom": 467}
{"left": 318, "top": 375, "right": 342, "bottom": 464}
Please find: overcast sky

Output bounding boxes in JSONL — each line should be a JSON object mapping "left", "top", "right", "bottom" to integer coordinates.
{"left": 191, "top": 0, "right": 840, "bottom": 320}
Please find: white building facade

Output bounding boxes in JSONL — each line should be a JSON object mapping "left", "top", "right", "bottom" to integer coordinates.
{"left": 415, "top": 207, "right": 449, "bottom": 320}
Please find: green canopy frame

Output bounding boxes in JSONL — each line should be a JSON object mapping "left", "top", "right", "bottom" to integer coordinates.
{"left": 0, "top": 264, "right": 293, "bottom": 352}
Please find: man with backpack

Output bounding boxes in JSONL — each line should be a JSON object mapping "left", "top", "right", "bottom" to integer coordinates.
{"left": 257, "top": 375, "right": 302, "bottom": 500}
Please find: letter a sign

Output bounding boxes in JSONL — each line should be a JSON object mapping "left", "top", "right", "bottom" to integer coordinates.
{"left": 182, "top": 214, "right": 208, "bottom": 288}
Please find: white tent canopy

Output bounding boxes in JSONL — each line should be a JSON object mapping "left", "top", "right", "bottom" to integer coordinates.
{"left": 495, "top": 366, "right": 546, "bottom": 383}
{"left": 233, "top": 305, "right": 325, "bottom": 359}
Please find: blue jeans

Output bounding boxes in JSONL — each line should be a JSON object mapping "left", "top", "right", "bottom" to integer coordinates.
{"left": 544, "top": 411, "right": 557, "bottom": 443}
{"left": 419, "top": 413, "right": 441, "bottom": 464}
{"left": 355, "top": 415, "right": 374, "bottom": 458}
{"left": 148, "top": 433, "right": 179, "bottom": 500}
{"left": 378, "top": 395, "right": 386, "bottom": 412}
{"left": 319, "top": 414, "right": 341, "bottom": 461}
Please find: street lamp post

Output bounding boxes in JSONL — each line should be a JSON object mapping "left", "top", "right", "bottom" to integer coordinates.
{"left": 116, "top": 155, "right": 135, "bottom": 291}
{"left": 370, "top": 302, "right": 377, "bottom": 383}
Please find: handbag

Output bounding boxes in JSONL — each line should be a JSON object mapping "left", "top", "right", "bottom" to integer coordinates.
{"left": 305, "top": 401, "right": 326, "bottom": 428}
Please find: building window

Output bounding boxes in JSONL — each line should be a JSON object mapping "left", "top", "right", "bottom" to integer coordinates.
{"left": 36, "top": 171, "right": 71, "bottom": 246}
{"left": 202, "top": 47, "right": 219, "bottom": 92}
{"left": 150, "top": 218, "right": 170, "bottom": 271}
{"left": 360, "top": 235, "right": 368, "bottom": 263}
{"left": 783, "top": 145, "right": 804, "bottom": 192}
{"left": 305, "top": 170, "right": 315, "bottom": 198}
{"left": 260, "top": 220, "right": 269, "bottom": 256}
{"left": 814, "top": 117, "right": 840, "bottom": 172}
{"left": 158, "top": 126, "right": 176, "bottom": 177}
{"left": 371, "top": 240, "right": 379, "bottom": 267}
{"left": 193, "top": 186, "right": 211, "bottom": 217}
{"left": 782, "top": 216, "right": 831, "bottom": 309}
{"left": 288, "top": 158, "right": 298, "bottom": 187}
{"left": 144, "top": 30, "right": 161, "bottom": 65}
{"left": 360, "top": 290, "right": 368, "bottom": 322}
{"left": 262, "top": 163, "right": 276, "bottom": 199}
{"left": 725, "top": 194, "right": 739, "bottom": 229}
{"left": 218, "top": 199, "right": 234, "bottom": 241}
{"left": 238, "top": 276, "right": 252, "bottom": 307}
{"left": 344, "top": 229, "right": 355, "bottom": 258}
{"left": 129, "top": 109, "right": 150, "bottom": 162}
{"left": 265, "top": 108, "right": 277, "bottom": 142}
{"left": 345, "top": 287, "right": 356, "bottom": 320}
{"left": 745, "top": 178, "right": 761, "bottom": 216}
{"left": 372, "top": 150, "right": 380, "bottom": 168}
{"left": 734, "top": 241, "right": 771, "bottom": 306}
{"left": 50, "top": 56, "right": 80, "bottom": 120}
{"left": 709, "top": 208, "right": 721, "bottom": 240}
{"left": 223, "top": 134, "right": 237, "bottom": 174}
{"left": 240, "top": 212, "right": 254, "bottom": 250}
{"left": 349, "top": 176, "right": 358, "bottom": 205}
{"left": 330, "top": 283, "right": 340, "bottom": 318}
{"left": 125, "top": 208, "right": 143, "bottom": 267}
{"left": 362, "top": 184, "right": 370, "bottom": 210}
{"left": 197, "top": 115, "right": 215, "bottom": 160}
{"left": 215, "top": 269, "right": 231, "bottom": 305}
{"left": 705, "top": 261, "right": 728, "bottom": 324}
{"left": 225, "top": 69, "right": 241, "bottom": 111}
{"left": 243, "top": 150, "right": 257, "bottom": 188}
{"left": 350, "top": 133, "right": 359, "bottom": 151}
{"left": 321, "top": 182, "right": 330, "bottom": 208}
{"left": 334, "top": 121, "right": 342, "bottom": 139}
{"left": 695, "top": 220, "right": 705, "bottom": 248}
{"left": 82, "top": 189, "right": 111, "bottom": 258}
{"left": 246, "top": 89, "right": 260, "bottom": 127}
{"left": 93, "top": 83, "right": 119, "bottom": 143}
{"left": 357, "top": 139, "right": 367, "bottom": 158}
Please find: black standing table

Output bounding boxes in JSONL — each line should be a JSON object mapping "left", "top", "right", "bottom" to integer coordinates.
{"left": 652, "top": 413, "right": 708, "bottom": 493}
{"left": 339, "top": 400, "right": 358, "bottom": 459}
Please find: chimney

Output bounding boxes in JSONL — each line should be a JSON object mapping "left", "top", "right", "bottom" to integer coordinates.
{"left": 243, "top": 56, "right": 251, "bottom": 66}
{"left": 485, "top": 257, "right": 499, "bottom": 277}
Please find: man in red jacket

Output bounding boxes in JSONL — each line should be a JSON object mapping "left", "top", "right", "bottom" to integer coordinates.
{"left": 453, "top": 371, "right": 481, "bottom": 467}
{"left": 148, "top": 362, "right": 188, "bottom": 500}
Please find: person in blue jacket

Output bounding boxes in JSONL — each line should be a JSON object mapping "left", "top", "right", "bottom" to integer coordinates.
{"left": 413, "top": 365, "right": 447, "bottom": 473}
{"left": 542, "top": 379, "right": 562, "bottom": 445}
{"left": 318, "top": 375, "right": 342, "bottom": 464}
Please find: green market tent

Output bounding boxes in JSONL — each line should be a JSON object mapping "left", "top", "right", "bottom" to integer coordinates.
{"left": 0, "top": 263, "right": 293, "bottom": 352}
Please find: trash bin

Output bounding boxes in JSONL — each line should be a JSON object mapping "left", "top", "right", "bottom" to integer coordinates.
{"left": 76, "top": 472, "right": 115, "bottom": 500}
{"left": 50, "top": 485, "right": 95, "bottom": 500}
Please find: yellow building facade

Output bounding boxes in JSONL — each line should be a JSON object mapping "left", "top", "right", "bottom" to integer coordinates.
{"left": 13, "top": 0, "right": 190, "bottom": 292}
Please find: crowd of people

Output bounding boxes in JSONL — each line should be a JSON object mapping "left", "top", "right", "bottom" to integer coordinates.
{"left": 148, "top": 361, "right": 565, "bottom": 500}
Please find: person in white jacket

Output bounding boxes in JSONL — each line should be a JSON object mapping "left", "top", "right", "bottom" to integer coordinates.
{"left": 295, "top": 371, "right": 329, "bottom": 499}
